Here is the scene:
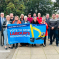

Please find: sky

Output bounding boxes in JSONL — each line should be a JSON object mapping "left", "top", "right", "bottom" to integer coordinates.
{"left": 51, "top": 0, "right": 56, "bottom": 2}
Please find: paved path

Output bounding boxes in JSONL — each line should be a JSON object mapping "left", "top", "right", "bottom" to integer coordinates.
{"left": 0, "top": 46, "right": 15, "bottom": 59}
{"left": 12, "top": 40, "right": 59, "bottom": 59}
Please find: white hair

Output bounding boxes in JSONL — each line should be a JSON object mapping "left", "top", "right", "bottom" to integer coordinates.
{"left": 6, "top": 15, "right": 10, "bottom": 18}
{"left": 24, "top": 16, "right": 27, "bottom": 19}
{"left": 1, "top": 12, "right": 4, "bottom": 15}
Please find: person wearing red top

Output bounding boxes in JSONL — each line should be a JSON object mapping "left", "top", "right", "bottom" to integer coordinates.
{"left": 37, "top": 13, "right": 42, "bottom": 24}
{"left": 27, "top": 13, "right": 33, "bottom": 23}
{"left": 41, "top": 17, "right": 48, "bottom": 47}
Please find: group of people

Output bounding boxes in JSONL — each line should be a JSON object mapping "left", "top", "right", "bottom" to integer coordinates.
{"left": 0, "top": 12, "right": 59, "bottom": 50}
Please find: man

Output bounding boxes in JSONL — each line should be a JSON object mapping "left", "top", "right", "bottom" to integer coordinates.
{"left": 56, "top": 14, "right": 59, "bottom": 43}
{"left": 37, "top": 13, "right": 42, "bottom": 24}
{"left": 46, "top": 14, "right": 50, "bottom": 41}
{"left": 10, "top": 13, "right": 14, "bottom": 24}
{"left": 27, "top": 13, "right": 33, "bottom": 23}
{"left": 0, "top": 12, "right": 5, "bottom": 46}
{"left": 49, "top": 14, "right": 58, "bottom": 46}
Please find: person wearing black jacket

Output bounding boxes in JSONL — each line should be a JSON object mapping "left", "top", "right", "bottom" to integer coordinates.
{"left": 3, "top": 15, "right": 12, "bottom": 50}
{"left": 49, "top": 14, "right": 58, "bottom": 46}
{"left": 10, "top": 13, "right": 14, "bottom": 24}
{"left": 31, "top": 17, "right": 39, "bottom": 47}
{"left": 46, "top": 14, "right": 50, "bottom": 41}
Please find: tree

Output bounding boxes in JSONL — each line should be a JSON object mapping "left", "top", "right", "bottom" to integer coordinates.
{"left": 24, "top": 0, "right": 53, "bottom": 16}
{"left": 4, "top": 0, "right": 25, "bottom": 16}
{"left": 53, "top": 0, "right": 59, "bottom": 13}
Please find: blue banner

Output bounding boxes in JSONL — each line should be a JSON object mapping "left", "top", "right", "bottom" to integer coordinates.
{"left": 7, "top": 24, "right": 46, "bottom": 44}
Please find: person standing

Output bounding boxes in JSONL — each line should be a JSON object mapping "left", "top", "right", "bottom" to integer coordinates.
{"left": 12, "top": 16, "right": 21, "bottom": 49}
{"left": 37, "top": 13, "right": 42, "bottom": 24}
{"left": 21, "top": 16, "right": 30, "bottom": 47}
{"left": 10, "top": 13, "right": 14, "bottom": 24}
{"left": 0, "top": 12, "right": 6, "bottom": 46}
{"left": 3, "top": 15, "right": 12, "bottom": 50}
{"left": 31, "top": 17, "right": 39, "bottom": 47}
{"left": 20, "top": 14, "right": 24, "bottom": 23}
{"left": 32, "top": 13, "right": 37, "bottom": 18}
{"left": 27, "top": 13, "right": 33, "bottom": 23}
{"left": 46, "top": 14, "right": 50, "bottom": 41}
{"left": 41, "top": 17, "right": 48, "bottom": 47}
{"left": 49, "top": 14, "right": 58, "bottom": 46}
{"left": 56, "top": 14, "right": 59, "bottom": 43}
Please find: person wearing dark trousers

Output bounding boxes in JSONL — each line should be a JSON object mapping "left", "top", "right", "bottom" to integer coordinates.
{"left": 56, "top": 14, "right": 59, "bottom": 42}
{"left": 53, "top": 14, "right": 59, "bottom": 42}
{"left": 20, "top": 16, "right": 30, "bottom": 47}
{"left": 41, "top": 17, "right": 48, "bottom": 47}
{"left": 46, "top": 14, "right": 50, "bottom": 41}
{"left": 31, "top": 17, "right": 39, "bottom": 47}
{"left": 0, "top": 12, "right": 6, "bottom": 46}
{"left": 12, "top": 16, "right": 21, "bottom": 49}
{"left": 49, "top": 14, "right": 58, "bottom": 46}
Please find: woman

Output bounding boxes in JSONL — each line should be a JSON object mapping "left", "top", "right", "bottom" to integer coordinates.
{"left": 3, "top": 15, "right": 12, "bottom": 50}
{"left": 31, "top": 17, "right": 39, "bottom": 47}
{"left": 22, "top": 16, "right": 30, "bottom": 24}
{"left": 20, "top": 16, "right": 30, "bottom": 47}
{"left": 41, "top": 17, "right": 48, "bottom": 47}
{"left": 20, "top": 14, "right": 24, "bottom": 23}
{"left": 12, "top": 16, "right": 21, "bottom": 49}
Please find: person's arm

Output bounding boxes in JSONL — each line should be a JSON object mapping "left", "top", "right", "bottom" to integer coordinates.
{"left": 54, "top": 21, "right": 58, "bottom": 28}
{"left": 48, "top": 21, "right": 52, "bottom": 28}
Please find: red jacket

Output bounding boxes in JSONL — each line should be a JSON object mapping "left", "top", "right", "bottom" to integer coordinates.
{"left": 37, "top": 17, "right": 42, "bottom": 24}
{"left": 45, "top": 22, "right": 48, "bottom": 36}
{"left": 41, "top": 22, "right": 48, "bottom": 36}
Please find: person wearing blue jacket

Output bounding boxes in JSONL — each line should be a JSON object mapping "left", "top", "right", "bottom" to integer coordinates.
{"left": 0, "top": 12, "right": 6, "bottom": 46}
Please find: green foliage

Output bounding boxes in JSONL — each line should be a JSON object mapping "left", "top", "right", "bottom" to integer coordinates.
{"left": 0, "top": 0, "right": 54, "bottom": 16}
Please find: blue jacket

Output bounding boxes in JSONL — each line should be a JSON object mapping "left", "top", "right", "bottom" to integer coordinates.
{"left": 0, "top": 17, "right": 6, "bottom": 31}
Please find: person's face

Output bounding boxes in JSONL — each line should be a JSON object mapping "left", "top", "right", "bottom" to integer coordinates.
{"left": 34, "top": 18, "right": 37, "bottom": 22}
{"left": 6, "top": 17, "right": 10, "bottom": 21}
{"left": 1, "top": 13, "right": 4, "bottom": 18}
{"left": 33, "top": 14, "right": 36, "bottom": 17}
{"left": 28, "top": 15, "right": 31, "bottom": 18}
{"left": 10, "top": 14, "right": 13, "bottom": 18}
{"left": 56, "top": 14, "right": 59, "bottom": 18}
{"left": 21, "top": 15, "right": 24, "bottom": 19}
{"left": 38, "top": 13, "right": 41, "bottom": 18}
{"left": 52, "top": 14, "right": 56, "bottom": 19}
{"left": 42, "top": 20, "right": 45, "bottom": 23}
{"left": 24, "top": 17, "right": 27, "bottom": 21}
{"left": 46, "top": 15, "right": 49, "bottom": 18}
{"left": 15, "top": 17, "right": 18, "bottom": 21}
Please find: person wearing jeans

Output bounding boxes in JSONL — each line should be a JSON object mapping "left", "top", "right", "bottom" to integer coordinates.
{"left": 3, "top": 15, "right": 12, "bottom": 50}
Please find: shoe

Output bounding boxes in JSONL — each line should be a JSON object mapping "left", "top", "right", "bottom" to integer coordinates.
{"left": 34, "top": 44, "right": 36, "bottom": 46}
{"left": 5, "top": 48, "right": 8, "bottom": 50}
{"left": 9, "top": 47, "right": 13, "bottom": 49}
{"left": 26, "top": 45, "right": 28, "bottom": 47}
{"left": 32, "top": 44, "right": 33, "bottom": 47}
{"left": 43, "top": 45, "right": 46, "bottom": 47}
{"left": 1, "top": 45, "right": 3, "bottom": 46}
{"left": 20, "top": 45, "right": 22, "bottom": 47}
{"left": 49, "top": 43, "right": 52, "bottom": 45}
{"left": 40, "top": 44, "right": 43, "bottom": 46}
{"left": 56, "top": 44, "right": 58, "bottom": 47}
{"left": 15, "top": 47, "right": 17, "bottom": 49}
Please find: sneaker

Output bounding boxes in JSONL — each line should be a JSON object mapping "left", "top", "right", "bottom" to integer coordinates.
{"left": 5, "top": 48, "right": 8, "bottom": 50}
{"left": 34, "top": 44, "right": 36, "bottom": 46}
{"left": 49, "top": 44, "right": 52, "bottom": 45}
